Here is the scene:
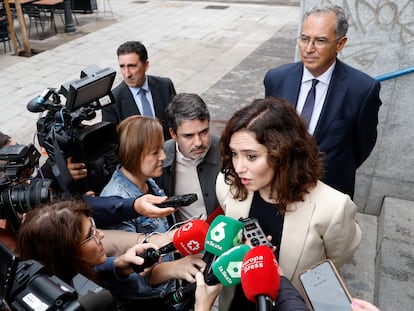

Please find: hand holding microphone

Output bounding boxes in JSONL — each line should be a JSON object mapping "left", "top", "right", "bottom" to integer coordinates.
{"left": 116, "top": 243, "right": 160, "bottom": 275}
{"left": 166, "top": 216, "right": 245, "bottom": 306}
{"left": 167, "top": 244, "right": 251, "bottom": 306}
{"left": 241, "top": 245, "right": 280, "bottom": 311}
{"left": 194, "top": 271, "right": 222, "bottom": 311}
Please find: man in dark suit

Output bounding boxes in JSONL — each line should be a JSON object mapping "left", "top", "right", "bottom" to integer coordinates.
{"left": 264, "top": 5, "right": 382, "bottom": 198}
{"left": 102, "top": 41, "right": 176, "bottom": 140}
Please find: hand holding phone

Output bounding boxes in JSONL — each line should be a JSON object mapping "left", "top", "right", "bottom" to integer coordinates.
{"left": 299, "top": 259, "right": 352, "bottom": 311}
{"left": 156, "top": 193, "right": 198, "bottom": 208}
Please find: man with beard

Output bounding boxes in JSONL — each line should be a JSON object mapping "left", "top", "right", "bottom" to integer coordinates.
{"left": 155, "top": 93, "right": 221, "bottom": 223}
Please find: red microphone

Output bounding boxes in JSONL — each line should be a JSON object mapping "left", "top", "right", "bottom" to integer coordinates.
{"left": 158, "top": 219, "right": 209, "bottom": 255}
{"left": 206, "top": 206, "right": 225, "bottom": 225}
{"left": 241, "top": 245, "right": 280, "bottom": 311}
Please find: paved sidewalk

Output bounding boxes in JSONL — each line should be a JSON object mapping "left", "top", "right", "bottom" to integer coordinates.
{"left": 0, "top": 0, "right": 300, "bottom": 144}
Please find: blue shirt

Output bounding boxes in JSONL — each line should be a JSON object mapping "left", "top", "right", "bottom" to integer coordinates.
{"left": 99, "top": 165, "right": 175, "bottom": 299}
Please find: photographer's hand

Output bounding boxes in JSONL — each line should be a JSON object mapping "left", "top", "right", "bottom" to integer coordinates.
{"left": 133, "top": 194, "right": 176, "bottom": 217}
{"left": 67, "top": 156, "right": 87, "bottom": 181}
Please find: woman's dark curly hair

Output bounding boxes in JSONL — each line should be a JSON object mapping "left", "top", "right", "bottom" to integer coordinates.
{"left": 17, "top": 199, "right": 97, "bottom": 283}
{"left": 219, "top": 97, "right": 324, "bottom": 212}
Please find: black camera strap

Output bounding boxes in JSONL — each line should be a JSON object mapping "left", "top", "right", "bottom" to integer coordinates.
{"left": 51, "top": 137, "right": 75, "bottom": 195}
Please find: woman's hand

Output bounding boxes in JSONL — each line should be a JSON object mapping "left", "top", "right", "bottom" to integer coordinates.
{"left": 351, "top": 298, "right": 380, "bottom": 311}
{"left": 149, "top": 253, "right": 206, "bottom": 285}
{"left": 194, "top": 271, "right": 222, "bottom": 311}
{"left": 133, "top": 194, "right": 177, "bottom": 217}
{"left": 170, "top": 253, "right": 206, "bottom": 283}
{"left": 114, "top": 242, "right": 159, "bottom": 276}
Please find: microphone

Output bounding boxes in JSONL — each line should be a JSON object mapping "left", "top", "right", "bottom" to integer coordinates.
{"left": 203, "top": 215, "right": 244, "bottom": 277}
{"left": 27, "top": 88, "right": 57, "bottom": 112}
{"left": 241, "top": 245, "right": 280, "bottom": 311}
{"left": 205, "top": 205, "right": 225, "bottom": 225}
{"left": 158, "top": 219, "right": 209, "bottom": 255}
{"left": 166, "top": 216, "right": 244, "bottom": 305}
{"left": 130, "top": 248, "right": 161, "bottom": 273}
{"left": 210, "top": 244, "right": 251, "bottom": 286}
{"left": 167, "top": 244, "right": 251, "bottom": 305}
{"left": 131, "top": 220, "right": 208, "bottom": 273}
{"left": 204, "top": 215, "right": 244, "bottom": 257}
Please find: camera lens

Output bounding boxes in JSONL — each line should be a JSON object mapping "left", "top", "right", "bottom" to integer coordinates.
{"left": 3, "top": 179, "right": 54, "bottom": 213}
{"left": 0, "top": 178, "right": 55, "bottom": 234}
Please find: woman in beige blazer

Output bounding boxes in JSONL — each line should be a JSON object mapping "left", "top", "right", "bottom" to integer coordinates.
{"left": 216, "top": 97, "right": 361, "bottom": 310}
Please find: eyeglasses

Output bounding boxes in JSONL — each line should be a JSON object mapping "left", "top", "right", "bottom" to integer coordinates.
{"left": 79, "top": 217, "right": 101, "bottom": 245}
{"left": 297, "top": 36, "right": 342, "bottom": 49}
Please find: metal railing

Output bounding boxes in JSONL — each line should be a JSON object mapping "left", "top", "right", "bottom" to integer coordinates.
{"left": 376, "top": 66, "right": 414, "bottom": 81}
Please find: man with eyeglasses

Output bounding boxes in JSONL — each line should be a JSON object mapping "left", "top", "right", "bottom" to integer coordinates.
{"left": 264, "top": 5, "right": 382, "bottom": 198}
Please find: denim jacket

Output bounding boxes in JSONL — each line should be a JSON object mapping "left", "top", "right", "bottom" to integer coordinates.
{"left": 99, "top": 165, "right": 175, "bottom": 299}
{"left": 100, "top": 165, "right": 169, "bottom": 234}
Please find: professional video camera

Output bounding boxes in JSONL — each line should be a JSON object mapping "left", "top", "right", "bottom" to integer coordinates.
{"left": 0, "top": 143, "right": 54, "bottom": 234}
{"left": 0, "top": 242, "right": 114, "bottom": 311}
{"left": 27, "top": 65, "right": 119, "bottom": 194}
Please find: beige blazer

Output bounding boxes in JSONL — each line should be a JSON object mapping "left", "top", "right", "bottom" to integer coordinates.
{"left": 216, "top": 172, "right": 361, "bottom": 309}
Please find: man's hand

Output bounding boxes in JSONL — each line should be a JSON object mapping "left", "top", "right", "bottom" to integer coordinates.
{"left": 133, "top": 194, "right": 176, "bottom": 217}
{"left": 67, "top": 156, "right": 87, "bottom": 181}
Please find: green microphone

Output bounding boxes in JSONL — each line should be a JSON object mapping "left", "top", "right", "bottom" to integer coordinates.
{"left": 204, "top": 215, "right": 244, "bottom": 256}
{"left": 211, "top": 244, "right": 252, "bottom": 286}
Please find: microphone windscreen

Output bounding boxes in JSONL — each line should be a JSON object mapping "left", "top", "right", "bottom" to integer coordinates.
{"left": 173, "top": 219, "right": 209, "bottom": 255}
{"left": 204, "top": 215, "right": 244, "bottom": 256}
{"left": 212, "top": 244, "right": 251, "bottom": 286}
{"left": 27, "top": 97, "right": 45, "bottom": 113}
{"left": 206, "top": 206, "right": 225, "bottom": 225}
{"left": 241, "top": 245, "right": 280, "bottom": 302}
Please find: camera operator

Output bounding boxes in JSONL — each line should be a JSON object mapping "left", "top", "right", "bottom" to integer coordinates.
{"left": 0, "top": 131, "right": 177, "bottom": 255}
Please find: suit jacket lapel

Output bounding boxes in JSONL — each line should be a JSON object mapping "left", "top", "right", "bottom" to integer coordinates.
{"left": 314, "top": 60, "right": 348, "bottom": 142}
{"left": 224, "top": 192, "right": 253, "bottom": 220}
{"left": 279, "top": 198, "right": 315, "bottom": 280}
{"left": 121, "top": 81, "right": 141, "bottom": 115}
{"left": 285, "top": 64, "right": 303, "bottom": 108}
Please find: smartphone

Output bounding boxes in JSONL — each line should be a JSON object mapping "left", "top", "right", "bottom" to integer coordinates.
{"left": 156, "top": 193, "right": 198, "bottom": 208}
{"left": 240, "top": 217, "right": 273, "bottom": 248}
{"left": 299, "top": 259, "right": 352, "bottom": 311}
